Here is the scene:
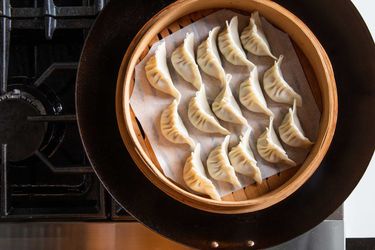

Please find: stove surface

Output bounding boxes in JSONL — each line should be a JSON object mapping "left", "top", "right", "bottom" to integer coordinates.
{"left": 0, "top": 0, "right": 132, "bottom": 221}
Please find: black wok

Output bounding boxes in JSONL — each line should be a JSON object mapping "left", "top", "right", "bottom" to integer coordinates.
{"left": 76, "top": 0, "right": 375, "bottom": 249}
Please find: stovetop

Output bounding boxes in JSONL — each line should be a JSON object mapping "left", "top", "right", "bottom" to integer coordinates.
{"left": 0, "top": 0, "right": 133, "bottom": 221}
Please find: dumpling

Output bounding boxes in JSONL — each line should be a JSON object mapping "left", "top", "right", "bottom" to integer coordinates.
{"left": 278, "top": 100, "right": 313, "bottom": 148}
{"left": 171, "top": 33, "right": 202, "bottom": 90}
{"left": 212, "top": 74, "right": 247, "bottom": 125}
{"left": 218, "top": 16, "right": 255, "bottom": 68}
{"left": 197, "top": 27, "right": 226, "bottom": 86}
{"left": 207, "top": 136, "right": 241, "bottom": 188}
{"left": 188, "top": 86, "right": 230, "bottom": 135}
{"left": 145, "top": 42, "right": 181, "bottom": 101}
{"left": 183, "top": 143, "right": 221, "bottom": 201}
{"left": 263, "top": 55, "right": 302, "bottom": 106}
{"left": 240, "top": 11, "right": 276, "bottom": 59}
{"left": 239, "top": 67, "right": 273, "bottom": 117}
{"left": 160, "top": 100, "right": 195, "bottom": 149}
{"left": 257, "top": 117, "right": 296, "bottom": 166}
{"left": 229, "top": 127, "right": 262, "bottom": 184}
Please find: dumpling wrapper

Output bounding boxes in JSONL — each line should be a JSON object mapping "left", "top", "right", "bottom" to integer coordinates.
{"left": 229, "top": 127, "right": 262, "bottom": 184}
{"left": 197, "top": 26, "right": 226, "bottom": 86}
{"left": 257, "top": 117, "right": 296, "bottom": 166}
{"left": 160, "top": 100, "right": 195, "bottom": 149}
{"left": 239, "top": 67, "right": 273, "bottom": 117}
{"left": 188, "top": 86, "right": 229, "bottom": 135}
{"left": 171, "top": 33, "right": 202, "bottom": 90}
{"left": 279, "top": 100, "right": 313, "bottom": 148}
{"left": 145, "top": 42, "right": 181, "bottom": 101}
{"left": 183, "top": 143, "right": 221, "bottom": 201}
{"left": 240, "top": 11, "right": 276, "bottom": 59}
{"left": 207, "top": 135, "right": 241, "bottom": 188}
{"left": 263, "top": 55, "right": 302, "bottom": 106}
{"left": 218, "top": 16, "right": 255, "bottom": 68}
{"left": 212, "top": 74, "right": 248, "bottom": 125}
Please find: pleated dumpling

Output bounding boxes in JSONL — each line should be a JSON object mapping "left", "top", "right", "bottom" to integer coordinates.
{"left": 160, "top": 100, "right": 195, "bottom": 149}
{"left": 207, "top": 136, "right": 241, "bottom": 188}
{"left": 218, "top": 16, "right": 255, "bottom": 68}
{"left": 239, "top": 67, "right": 273, "bottom": 117}
{"left": 212, "top": 74, "right": 247, "bottom": 125}
{"left": 240, "top": 11, "right": 276, "bottom": 59}
{"left": 229, "top": 127, "right": 262, "bottom": 184}
{"left": 145, "top": 42, "right": 181, "bottom": 101}
{"left": 263, "top": 55, "right": 302, "bottom": 106}
{"left": 279, "top": 100, "right": 313, "bottom": 148}
{"left": 183, "top": 144, "right": 221, "bottom": 201}
{"left": 171, "top": 33, "right": 202, "bottom": 90}
{"left": 257, "top": 118, "right": 296, "bottom": 166}
{"left": 188, "top": 86, "right": 229, "bottom": 135}
{"left": 197, "top": 27, "right": 226, "bottom": 86}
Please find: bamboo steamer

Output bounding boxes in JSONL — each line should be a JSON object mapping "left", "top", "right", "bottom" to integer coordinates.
{"left": 116, "top": 0, "right": 338, "bottom": 214}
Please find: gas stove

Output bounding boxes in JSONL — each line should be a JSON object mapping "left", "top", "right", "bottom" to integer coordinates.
{"left": 0, "top": 0, "right": 132, "bottom": 221}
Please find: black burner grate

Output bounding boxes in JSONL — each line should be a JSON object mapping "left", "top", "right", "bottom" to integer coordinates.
{"left": 0, "top": 0, "right": 132, "bottom": 221}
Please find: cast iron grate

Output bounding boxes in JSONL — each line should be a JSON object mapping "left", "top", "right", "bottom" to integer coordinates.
{"left": 0, "top": 0, "right": 132, "bottom": 220}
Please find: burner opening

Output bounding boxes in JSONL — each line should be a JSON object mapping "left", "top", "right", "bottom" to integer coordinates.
{"left": 0, "top": 85, "right": 66, "bottom": 163}
{"left": 0, "top": 90, "right": 47, "bottom": 161}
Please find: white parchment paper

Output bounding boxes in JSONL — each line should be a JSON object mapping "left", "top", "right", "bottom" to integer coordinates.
{"left": 130, "top": 10, "right": 321, "bottom": 196}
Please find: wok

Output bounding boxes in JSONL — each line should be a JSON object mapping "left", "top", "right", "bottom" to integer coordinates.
{"left": 76, "top": 0, "right": 375, "bottom": 248}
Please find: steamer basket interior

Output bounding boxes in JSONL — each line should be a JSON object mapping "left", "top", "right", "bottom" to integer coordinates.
{"left": 116, "top": 0, "right": 337, "bottom": 214}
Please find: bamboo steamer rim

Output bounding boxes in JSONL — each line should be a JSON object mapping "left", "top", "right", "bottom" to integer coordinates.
{"left": 116, "top": 0, "right": 338, "bottom": 214}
